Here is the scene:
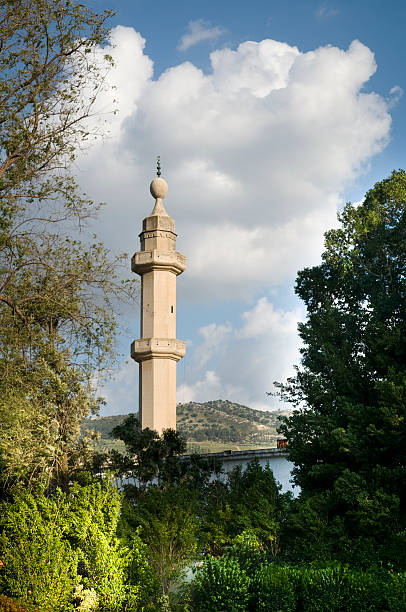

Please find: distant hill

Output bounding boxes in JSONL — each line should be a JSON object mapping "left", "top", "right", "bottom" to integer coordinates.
{"left": 81, "top": 400, "right": 291, "bottom": 453}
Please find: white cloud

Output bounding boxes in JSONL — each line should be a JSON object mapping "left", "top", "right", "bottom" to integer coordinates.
{"left": 178, "top": 19, "right": 224, "bottom": 51}
{"left": 72, "top": 29, "right": 394, "bottom": 412}
{"left": 177, "top": 297, "right": 304, "bottom": 410}
{"left": 79, "top": 32, "right": 390, "bottom": 302}
{"left": 388, "top": 85, "right": 403, "bottom": 108}
{"left": 194, "top": 322, "right": 232, "bottom": 368}
{"left": 238, "top": 297, "right": 300, "bottom": 338}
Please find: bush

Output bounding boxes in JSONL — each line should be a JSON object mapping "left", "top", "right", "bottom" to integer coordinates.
{"left": 343, "top": 569, "right": 387, "bottom": 611}
{"left": 0, "top": 481, "right": 145, "bottom": 611}
{"left": 193, "top": 556, "right": 250, "bottom": 612}
{"left": 251, "top": 564, "right": 298, "bottom": 611}
{"left": 0, "top": 489, "right": 79, "bottom": 611}
{"left": 300, "top": 566, "right": 388, "bottom": 612}
{"left": 226, "top": 531, "right": 266, "bottom": 578}
{"left": 301, "top": 566, "right": 351, "bottom": 612}
{"left": 385, "top": 571, "right": 406, "bottom": 612}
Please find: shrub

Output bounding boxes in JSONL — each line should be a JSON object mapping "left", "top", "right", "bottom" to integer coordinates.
{"left": 300, "top": 565, "right": 389, "bottom": 612}
{"left": 0, "top": 489, "right": 79, "bottom": 611}
{"left": 251, "top": 564, "right": 298, "bottom": 611}
{"left": 385, "top": 571, "right": 406, "bottom": 612}
{"left": 192, "top": 556, "right": 250, "bottom": 612}
{"left": 227, "top": 531, "right": 265, "bottom": 578}
{"left": 343, "top": 569, "right": 386, "bottom": 612}
{"left": 0, "top": 481, "right": 144, "bottom": 612}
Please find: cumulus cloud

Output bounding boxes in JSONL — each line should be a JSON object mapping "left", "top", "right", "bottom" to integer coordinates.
{"left": 177, "top": 19, "right": 224, "bottom": 51}
{"left": 73, "top": 28, "right": 393, "bottom": 410}
{"left": 177, "top": 297, "right": 304, "bottom": 411}
{"left": 79, "top": 31, "right": 390, "bottom": 302}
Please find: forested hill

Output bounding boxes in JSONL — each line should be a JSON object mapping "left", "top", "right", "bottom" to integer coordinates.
{"left": 81, "top": 400, "right": 291, "bottom": 452}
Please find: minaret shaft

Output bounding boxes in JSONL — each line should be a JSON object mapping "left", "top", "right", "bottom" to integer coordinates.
{"left": 131, "top": 175, "right": 186, "bottom": 434}
{"left": 141, "top": 270, "right": 176, "bottom": 338}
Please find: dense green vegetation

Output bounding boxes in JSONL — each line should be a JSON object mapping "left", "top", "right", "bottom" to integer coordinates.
{"left": 276, "top": 170, "right": 406, "bottom": 568}
{"left": 192, "top": 549, "right": 406, "bottom": 611}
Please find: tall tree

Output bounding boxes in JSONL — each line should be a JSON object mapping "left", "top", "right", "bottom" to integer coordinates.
{"left": 277, "top": 170, "right": 406, "bottom": 566}
{"left": 0, "top": 0, "right": 136, "bottom": 490}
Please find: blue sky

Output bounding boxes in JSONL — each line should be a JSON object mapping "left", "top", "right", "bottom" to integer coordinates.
{"left": 79, "top": 0, "right": 406, "bottom": 414}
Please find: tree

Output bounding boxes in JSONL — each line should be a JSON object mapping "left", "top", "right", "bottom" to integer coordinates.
{"left": 123, "top": 485, "right": 199, "bottom": 597}
{"left": 110, "top": 415, "right": 187, "bottom": 492}
{"left": 0, "top": 0, "right": 137, "bottom": 490}
{"left": 277, "top": 170, "right": 406, "bottom": 566}
{"left": 0, "top": 0, "right": 112, "bottom": 207}
{"left": 202, "top": 460, "right": 286, "bottom": 555}
{"left": 109, "top": 414, "right": 222, "bottom": 494}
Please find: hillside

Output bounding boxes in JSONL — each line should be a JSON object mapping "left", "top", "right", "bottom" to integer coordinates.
{"left": 81, "top": 400, "right": 291, "bottom": 453}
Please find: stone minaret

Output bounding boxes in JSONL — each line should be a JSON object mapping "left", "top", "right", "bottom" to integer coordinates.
{"left": 131, "top": 164, "right": 186, "bottom": 433}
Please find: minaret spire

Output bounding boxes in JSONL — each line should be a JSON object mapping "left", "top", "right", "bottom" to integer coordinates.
{"left": 156, "top": 155, "right": 161, "bottom": 177}
{"left": 131, "top": 166, "right": 186, "bottom": 433}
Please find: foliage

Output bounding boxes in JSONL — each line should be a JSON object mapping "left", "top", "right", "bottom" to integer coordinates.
{"left": 192, "top": 556, "right": 250, "bottom": 612}
{"left": 0, "top": 0, "right": 112, "bottom": 206}
{"left": 0, "top": 481, "right": 145, "bottom": 611}
{"left": 202, "top": 460, "right": 287, "bottom": 554}
{"left": 109, "top": 414, "right": 223, "bottom": 496}
{"left": 0, "top": 0, "right": 137, "bottom": 491}
{"left": 110, "top": 415, "right": 187, "bottom": 491}
{"left": 276, "top": 170, "right": 406, "bottom": 567}
{"left": 386, "top": 571, "right": 406, "bottom": 611}
{"left": 225, "top": 531, "right": 266, "bottom": 577}
{"left": 122, "top": 485, "right": 199, "bottom": 596}
{"left": 300, "top": 566, "right": 389, "bottom": 612}
{"left": 0, "top": 488, "right": 79, "bottom": 610}
{"left": 192, "top": 554, "right": 406, "bottom": 612}
{"left": 72, "top": 585, "right": 98, "bottom": 612}
{"left": 251, "top": 564, "right": 298, "bottom": 611}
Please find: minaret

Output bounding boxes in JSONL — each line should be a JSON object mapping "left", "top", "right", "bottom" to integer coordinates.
{"left": 131, "top": 161, "right": 186, "bottom": 433}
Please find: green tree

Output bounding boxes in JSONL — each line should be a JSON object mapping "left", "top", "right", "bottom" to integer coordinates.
{"left": 277, "top": 170, "right": 406, "bottom": 566}
{"left": 202, "top": 460, "right": 286, "bottom": 555}
{"left": 123, "top": 485, "right": 199, "bottom": 597}
{"left": 0, "top": 0, "right": 137, "bottom": 490}
{"left": 110, "top": 415, "right": 187, "bottom": 492}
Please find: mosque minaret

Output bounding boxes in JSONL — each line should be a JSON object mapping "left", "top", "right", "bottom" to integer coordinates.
{"left": 131, "top": 160, "right": 186, "bottom": 433}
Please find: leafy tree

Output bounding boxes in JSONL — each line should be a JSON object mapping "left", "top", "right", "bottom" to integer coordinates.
{"left": 123, "top": 485, "right": 199, "bottom": 598}
{"left": 110, "top": 415, "right": 187, "bottom": 492}
{"left": 0, "top": 0, "right": 112, "bottom": 206}
{"left": 202, "top": 460, "right": 287, "bottom": 555}
{"left": 0, "top": 0, "right": 137, "bottom": 490}
{"left": 277, "top": 170, "right": 406, "bottom": 566}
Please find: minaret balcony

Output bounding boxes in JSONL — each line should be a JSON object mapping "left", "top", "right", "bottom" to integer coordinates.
{"left": 131, "top": 338, "right": 186, "bottom": 363}
{"left": 131, "top": 250, "right": 186, "bottom": 275}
